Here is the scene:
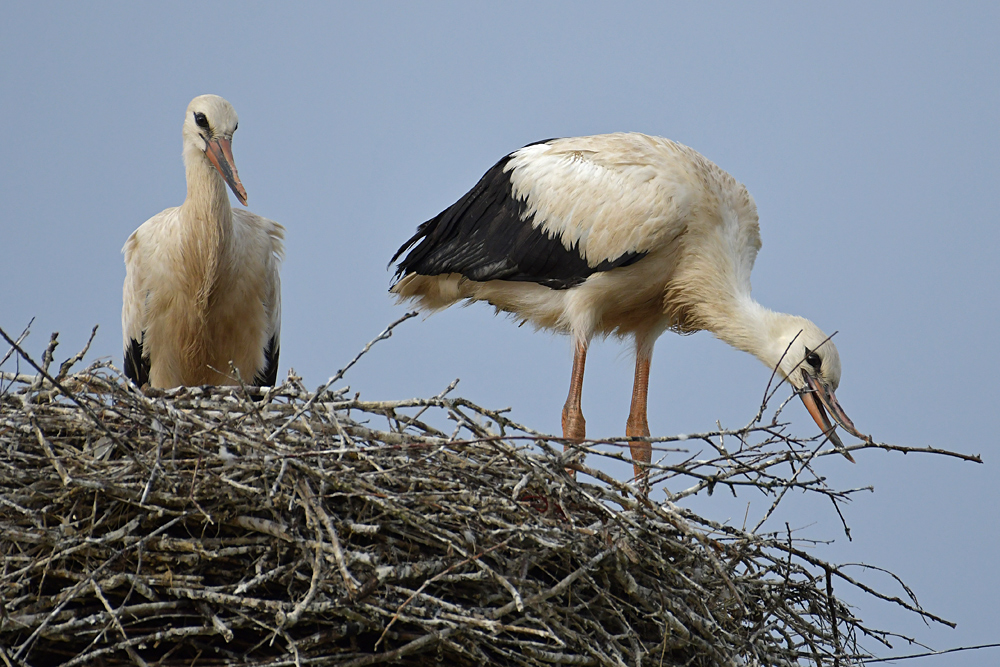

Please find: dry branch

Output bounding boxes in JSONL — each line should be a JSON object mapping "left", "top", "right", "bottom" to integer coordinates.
{"left": 0, "top": 325, "right": 979, "bottom": 666}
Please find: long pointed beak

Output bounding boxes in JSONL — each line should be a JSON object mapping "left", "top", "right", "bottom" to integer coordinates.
{"left": 204, "top": 137, "right": 248, "bottom": 205}
{"left": 800, "top": 372, "right": 867, "bottom": 462}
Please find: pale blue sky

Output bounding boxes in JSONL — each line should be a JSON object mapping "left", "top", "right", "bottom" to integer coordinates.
{"left": 2, "top": 3, "right": 998, "bottom": 662}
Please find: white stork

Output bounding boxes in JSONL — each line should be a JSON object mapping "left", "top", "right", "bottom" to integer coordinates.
{"left": 391, "top": 133, "right": 865, "bottom": 481}
{"left": 122, "top": 95, "right": 284, "bottom": 388}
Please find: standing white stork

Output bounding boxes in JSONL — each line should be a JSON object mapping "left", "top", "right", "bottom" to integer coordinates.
{"left": 391, "top": 133, "right": 865, "bottom": 482}
{"left": 122, "top": 95, "right": 284, "bottom": 388}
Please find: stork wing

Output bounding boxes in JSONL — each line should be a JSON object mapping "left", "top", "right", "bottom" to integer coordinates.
{"left": 235, "top": 210, "right": 285, "bottom": 388}
{"left": 252, "top": 282, "right": 281, "bottom": 387}
{"left": 122, "top": 227, "right": 150, "bottom": 386}
{"left": 392, "top": 133, "right": 701, "bottom": 289}
{"left": 253, "top": 333, "right": 280, "bottom": 387}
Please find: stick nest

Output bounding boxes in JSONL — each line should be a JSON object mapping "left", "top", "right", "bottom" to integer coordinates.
{"left": 0, "top": 325, "right": 972, "bottom": 666}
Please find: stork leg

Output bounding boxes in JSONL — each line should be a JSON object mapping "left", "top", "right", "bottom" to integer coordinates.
{"left": 625, "top": 351, "right": 652, "bottom": 487}
{"left": 562, "top": 340, "right": 588, "bottom": 453}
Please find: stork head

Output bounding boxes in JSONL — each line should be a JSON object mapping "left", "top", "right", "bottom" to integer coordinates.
{"left": 182, "top": 94, "right": 247, "bottom": 205}
{"left": 770, "top": 316, "right": 866, "bottom": 459}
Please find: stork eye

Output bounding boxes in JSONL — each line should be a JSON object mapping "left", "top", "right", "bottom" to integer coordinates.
{"left": 805, "top": 349, "right": 822, "bottom": 370}
{"left": 194, "top": 112, "right": 209, "bottom": 129}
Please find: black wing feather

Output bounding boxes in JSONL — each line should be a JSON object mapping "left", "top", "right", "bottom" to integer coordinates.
{"left": 392, "top": 141, "right": 646, "bottom": 290}
{"left": 252, "top": 335, "right": 280, "bottom": 387}
{"left": 124, "top": 337, "right": 149, "bottom": 387}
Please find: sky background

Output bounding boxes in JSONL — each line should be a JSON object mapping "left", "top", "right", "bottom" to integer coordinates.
{"left": 2, "top": 2, "right": 998, "bottom": 662}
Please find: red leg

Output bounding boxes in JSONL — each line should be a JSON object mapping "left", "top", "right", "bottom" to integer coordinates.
{"left": 625, "top": 352, "right": 652, "bottom": 487}
{"left": 562, "top": 340, "right": 588, "bottom": 448}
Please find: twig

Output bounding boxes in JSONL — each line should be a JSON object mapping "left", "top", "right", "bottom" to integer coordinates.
{"left": 339, "top": 628, "right": 458, "bottom": 667}
{"left": 374, "top": 538, "right": 513, "bottom": 651}
{"left": 56, "top": 324, "right": 99, "bottom": 381}
{"left": 0, "top": 326, "right": 981, "bottom": 667}
{"left": 268, "top": 312, "right": 417, "bottom": 440}
{"left": 861, "top": 642, "right": 1000, "bottom": 663}
{"left": 0, "top": 325, "right": 149, "bottom": 474}
{"left": 0, "top": 318, "right": 33, "bottom": 374}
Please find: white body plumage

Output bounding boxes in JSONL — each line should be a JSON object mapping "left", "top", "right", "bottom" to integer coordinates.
{"left": 392, "top": 133, "right": 864, "bottom": 481}
{"left": 122, "top": 95, "right": 283, "bottom": 388}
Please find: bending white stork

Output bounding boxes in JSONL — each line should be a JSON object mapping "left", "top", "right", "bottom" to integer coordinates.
{"left": 122, "top": 95, "right": 284, "bottom": 388}
{"left": 391, "top": 133, "right": 866, "bottom": 481}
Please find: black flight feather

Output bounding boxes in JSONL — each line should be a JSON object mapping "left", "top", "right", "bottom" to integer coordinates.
{"left": 124, "top": 337, "right": 149, "bottom": 387}
{"left": 252, "top": 335, "right": 280, "bottom": 387}
{"left": 392, "top": 140, "right": 646, "bottom": 290}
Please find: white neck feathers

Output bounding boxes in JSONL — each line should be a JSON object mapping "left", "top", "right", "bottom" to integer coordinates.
{"left": 177, "top": 149, "right": 234, "bottom": 306}
{"left": 182, "top": 149, "right": 232, "bottom": 229}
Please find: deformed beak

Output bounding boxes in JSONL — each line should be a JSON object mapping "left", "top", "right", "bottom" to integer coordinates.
{"left": 800, "top": 372, "right": 867, "bottom": 462}
{"left": 204, "top": 136, "right": 248, "bottom": 205}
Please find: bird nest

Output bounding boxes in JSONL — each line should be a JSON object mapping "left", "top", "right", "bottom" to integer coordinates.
{"left": 0, "top": 320, "right": 976, "bottom": 667}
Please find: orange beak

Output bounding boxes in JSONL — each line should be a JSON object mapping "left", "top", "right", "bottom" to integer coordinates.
{"left": 204, "top": 136, "right": 248, "bottom": 205}
{"left": 800, "top": 371, "right": 867, "bottom": 462}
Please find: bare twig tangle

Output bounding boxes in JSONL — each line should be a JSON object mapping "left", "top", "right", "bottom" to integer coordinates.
{"left": 0, "top": 322, "right": 981, "bottom": 666}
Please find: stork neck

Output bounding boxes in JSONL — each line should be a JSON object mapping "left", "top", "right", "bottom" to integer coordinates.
{"left": 702, "top": 295, "right": 792, "bottom": 372}
{"left": 178, "top": 150, "right": 234, "bottom": 296}
{"left": 181, "top": 151, "right": 233, "bottom": 242}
